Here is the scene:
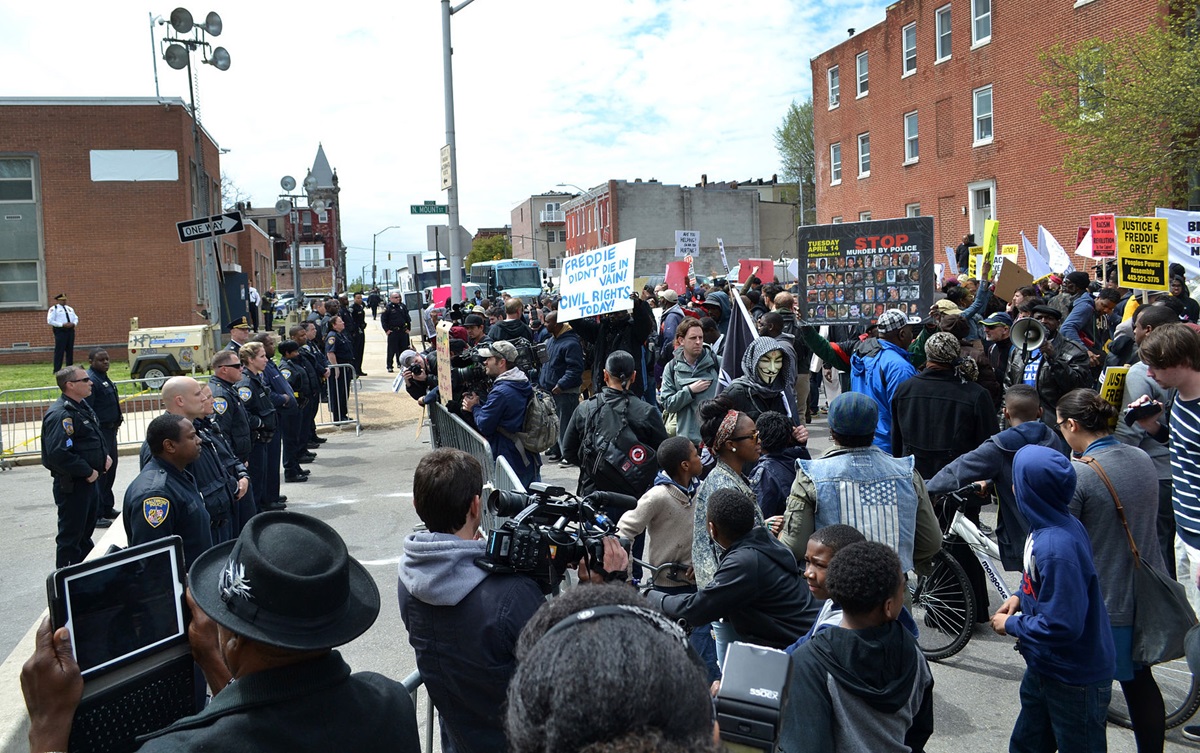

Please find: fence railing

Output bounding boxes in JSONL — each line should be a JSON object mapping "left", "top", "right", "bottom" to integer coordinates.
{"left": 427, "top": 400, "right": 494, "bottom": 486}
{"left": 314, "top": 363, "right": 362, "bottom": 435}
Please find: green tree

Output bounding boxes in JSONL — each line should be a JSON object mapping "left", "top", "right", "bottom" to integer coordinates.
{"left": 465, "top": 234, "right": 512, "bottom": 271}
{"left": 773, "top": 97, "right": 816, "bottom": 225}
{"left": 1038, "top": 2, "right": 1200, "bottom": 214}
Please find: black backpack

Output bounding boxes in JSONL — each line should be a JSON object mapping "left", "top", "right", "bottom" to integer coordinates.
{"left": 583, "top": 394, "right": 659, "bottom": 498}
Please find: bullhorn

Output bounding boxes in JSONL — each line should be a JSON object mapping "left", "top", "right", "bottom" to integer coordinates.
{"left": 1011, "top": 317, "right": 1046, "bottom": 352}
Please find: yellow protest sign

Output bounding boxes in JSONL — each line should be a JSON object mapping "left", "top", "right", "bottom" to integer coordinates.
{"left": 982, "top": 219, "right": 999, "bottom": 260}
{"left": 1116, "top": 217, "right": 1169, "bottom": 291}
{"left": 1099, "top": 367, "right": 1130, "bottom": 429}
{"left": 968, "top": 247, "right": 984, "bottom": 279}
{"left": 1001, "top": 244, "right": 1019, "bottom": 262}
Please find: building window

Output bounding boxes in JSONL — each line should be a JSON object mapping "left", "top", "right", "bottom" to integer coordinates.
{"left": 906, "top": 203, "right": 921, "bottom": 217}
{"left": 936, "top": 5, "right": 952, "bottom": 61}
{"left": 973, "top": 85, "right": 993, "bottom": 145}
{"left": 830, "top": 143, "right": 842, "bottom": 184}
{"left": 831, "top": 216, "right": 843, "bottom": 224}
{"left": 857, "top": 133, "right": 871, "bottom": 177}
{"left": 316, "top": 209, "right": 329, "bottom": 223}
{"left": 0, "top": 157, "right": 42, "bottom": 307}
{"left": 266, "top": 218, "right": 277, "bottom": 235}
{"left": 902, "top": 23, "right": 917, "bottom": 75}
{"left": 856, "top": 52, "right": 869, "bottom": 96}
{"left": 299, "top": 245, "right": 326, "bottom": 268}
{"left": 545, "top": 201, "right": 560, "bottom": 212}
{"left": 972, "top": 0, "right": 991, "bottom": 45}
{"left": 859, "top": 211, "right": 873, "bottom": 221}
{"left": 828, "top": 66, "right": 840, "bottom": 108}
{"left": 1079, "top": 57, "right": 1105, "bottom": 119}
{"left": 904, "top": 111, "right": 919, "bottom": 163}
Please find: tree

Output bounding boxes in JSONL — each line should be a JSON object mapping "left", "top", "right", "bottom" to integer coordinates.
{"left": 221, "top": 171, "right": 252, "bottom": 211}
{"left": 465, "top": 234, "right": 512, "bottom": 271}
{"left": 774, "top": 98, "right": 817, "bottom": 226}
{"left": 1038, "top": 1, "right": 1200, "bottom": 214}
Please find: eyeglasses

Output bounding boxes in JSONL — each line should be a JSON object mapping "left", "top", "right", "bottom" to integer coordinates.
{"left": 68, "top": 377, "right": 91, "bottom": 383}
{"left": 1056, "top": 418, "right": 1072, "bottom": 429}
{"left": 729, "top": 431, "right": 759, "bottom": 443}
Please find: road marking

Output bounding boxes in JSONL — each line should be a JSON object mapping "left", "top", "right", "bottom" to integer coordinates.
{"left": 295, "top": 498, "right": 359, "bottom": 509}
{"left": 358, "top": 556, "right": 402, "bottom": 566}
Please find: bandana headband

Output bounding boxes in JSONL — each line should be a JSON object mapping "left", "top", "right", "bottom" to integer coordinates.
{"left": 714, "top": 410, "right": 740, "bottom": 449}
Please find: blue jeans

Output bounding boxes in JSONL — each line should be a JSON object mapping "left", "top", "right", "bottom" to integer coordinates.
{"left": 1009, "top": 669, "right": 1111, "bottom": 753}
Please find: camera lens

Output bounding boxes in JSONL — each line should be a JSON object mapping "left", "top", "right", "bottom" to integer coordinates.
{"left": 488, "top": 489, "right": 534, "bottom": 518}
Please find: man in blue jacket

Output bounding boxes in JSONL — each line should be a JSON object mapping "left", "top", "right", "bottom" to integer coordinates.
{"left": 539, "top": 312, "right": 583, "bottom": 463}
{"left": 461, "top": 340, "right": 541, "bottom": 488}
{"left": 850, "top": 309, "right": 917, "bottom": 452}
{"left": 991, "top": 444, "right": 1114, "bottom": 752}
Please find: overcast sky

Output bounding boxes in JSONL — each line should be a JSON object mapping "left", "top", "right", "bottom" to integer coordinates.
{"left": 2, "top": 0, "right": 885, "bottom": 281}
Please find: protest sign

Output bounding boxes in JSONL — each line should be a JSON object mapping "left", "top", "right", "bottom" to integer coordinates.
{"left": 718, "top": 238, "right": 729, "bottom": 272}
{"left": 1090, "top": 214, "right": 1116, "bottom": 258}
{"left": 436, "top": 320, "right": 454, "bottom": 404}
{"left": 1001, "top": 244, "right": 1019, "bottom": 262}
{"left": 797, "top": 217, "right": 934, "bottom": 325}
{"left": 982, "top": 219, "right": 999, "bottom": 262}
{"left": 944, "top": 246, "right": 959, "bottom": 276}
{"left": 675, "top": 230, "right": 698, "bottom": 258}
{"left": 737, "top": 258, "right": 776, "bottom": 283}
{"left": 1099, "top": 366, "right": 1130, "bottom": 428}
{"left": 665, "top": 261, "right": 689, "bottom": 294}
{"left": 968, "top": 247, "right": 984, "bottom": 280}
{"left": 429, "top": 285, "right": 452, "bottom": 308}
{"left": 1116, "top": 217, "right": 1169, "bottom": 292}
{"left": 558, "top": 239, "right": 637, "bottom": 321}
{"left": 685, "top": 254, "right": 695, "bottom": 278}
{"left": 1154, "top": 208, "right": 1200, "bottom": 280}
{"left": 994, "top": 258, "right": 1034, "bottom": 301}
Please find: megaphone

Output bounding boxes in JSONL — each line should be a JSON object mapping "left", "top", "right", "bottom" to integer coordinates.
{"left": 1011, "top": 317, "right": 1046, "bottom": 353}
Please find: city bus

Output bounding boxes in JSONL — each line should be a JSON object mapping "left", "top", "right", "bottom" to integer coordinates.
{"left": 468, "top": 258, "right": 544, "bottom": 301}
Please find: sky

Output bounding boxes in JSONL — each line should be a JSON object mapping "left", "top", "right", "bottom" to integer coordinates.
{"left": 1, "top": 0, "right": 886, "bottom": 282}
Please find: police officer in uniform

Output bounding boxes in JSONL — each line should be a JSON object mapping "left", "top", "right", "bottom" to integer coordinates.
{"left": 280, "top": 340, "right": 316, "bottom": 482}
{"left": 237, "top": 341, "right": 282, "bottom": 514}
{"left": 291, "top": 324, "right": 325, "bottom": 448}
{"left": 255, "top": 333, "right": 309, "bottom": 489}
{"left": 325, "top": 315, "right": 354, "bottom": 422}
{"left": 84, "top": 347, "right": 122, "bottom": 528}
{"left": 351, "top": 292, "right": 368, "bottom": 376}
{"left": 124, "top": 413, "right": 213, "bottom": 567}
{"left": 225, "top": 316, "right": 252, "bottom": 353}
{"left": 198, "top": 382, "right": 255, "bottom": 536}
{"left": 208, "top": 351, "right": 253, "bottom": 465}
{"left": 41, "top": 366, "right": 111, "bottom": 567}
{"left": 381, "top": 292, "right": 411, "bottom": 373}
{"left": 303, "top": 321, "right": 331, "bottom": 446}
{"left": 262, "top": 288, "right": 278, "bottom": 333}
{"left": 46, "top": 293, "right": 78, "bottom": 372}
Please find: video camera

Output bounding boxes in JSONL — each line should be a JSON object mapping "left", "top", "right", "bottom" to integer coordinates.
{"left": 476, "top": 482, "right": 637, "bottom": 593}
{"left": 450, "top": 337, "right": 549, "bottom": 397}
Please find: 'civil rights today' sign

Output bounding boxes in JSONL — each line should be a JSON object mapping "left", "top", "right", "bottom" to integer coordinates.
{"left": 558, "top": 239, "right": 637, "bottom": 321}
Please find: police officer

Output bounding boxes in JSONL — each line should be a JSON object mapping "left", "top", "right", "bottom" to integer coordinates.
{"left": 350, "top": 292, "right": 368, "bottom": 376}
{"left": 46, "top": 293, "right": 78, "bottom": 372}
{"left": 302, "top": 321, "right": 331, "bottom": 446}
{"left": 41, "top": 366, "right": 111, "bottom": 568}
{"left": 197, "top": 383, "right": 255, "bottom": 536}
{"left": 255, "top": 332, "right": 307, "bottom": 495}
{"left": 124, "top": 413, "right": 213, "bottom": 567}
{"left": 208, "top": 351, "right": 253, "bottom": 464}
{"left": 325, "top": 315, "right": 354, "bottom": 422}
{"left": 84, "top": 347, "right": 122, "bottom": 528}
{"left": 237, "top": 341, "right": 282, "bottom": 514}
{"left": 279, "top": 340, "right": 316, "bottom": 482}
{"left": 225, "top": 316, "right": 252, "bottom": 353}
{"left": 381, "top": 292, "right": 411, "bottom": 372}
{"left": 291, "top": 324, "right": 324, "bottom": 448}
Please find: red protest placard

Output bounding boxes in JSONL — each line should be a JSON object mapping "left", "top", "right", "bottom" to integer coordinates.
{"left": 1090, "top": 214, "right": 1116, "bottom": 258}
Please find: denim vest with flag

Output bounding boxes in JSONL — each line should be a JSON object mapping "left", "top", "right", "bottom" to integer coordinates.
{"left": 799, "top": 448, "right": 920, "bottom": 571}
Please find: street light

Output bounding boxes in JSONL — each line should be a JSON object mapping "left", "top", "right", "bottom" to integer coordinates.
{"left": 557, "top": 183, "right": 604, "bottom": 252}
{"left": 373, "top": 225, "right": 401, "bottom": 289}
{"left": 274, "top": 174, "right": 326, "bottom": 308}
{"left": 158, "top": 7, "right": 229, "bottom": 338}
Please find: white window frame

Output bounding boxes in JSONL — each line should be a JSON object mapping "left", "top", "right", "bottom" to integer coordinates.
{"left": 906, "top": 203, "right": 922, "bottom": 217}
{"left": 971, "top": 0, "right": 991, "bottom": 47}
{"left": 935, "top": 5, "right": 952, "bottom": 62}
{"left": 828, "top": 66, "right": 840, "bottom": 108}
{"left": 830, "top": 143, "right": 842, "bottom": 185}
{"left": 903, "top": 111, "right": 919, "bottom": 164}
{"left": 831, "top": 216, "right": 844, "bottom": 224}
{"left": 967, "top": 179, "right": 996, "bottom": 241}
{"left": 0, "top": 155, "right": 45, "bottom": 308}
{"left": 856, "top": 51, "right": 869, "bottom": 97}
{"left": 902, "top": 23, "right": 917, "bottom": 76}
{"left": 299, "top": 244, "right": 326, "bottom": 268}
{"left": 859, "top": 211, "right": 873, "bottom": 222}
{"left": 973, "top": 84, "right": 994, "bottom": 146}
{"left": 857, "top": 133, "right": 871, "bottom": 178}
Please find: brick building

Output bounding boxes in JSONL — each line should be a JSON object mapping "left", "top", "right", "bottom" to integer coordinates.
{"left": 811, "top": 0, "right": 1160, "bottom": 271}
{"left": 0, "top": 97, "right": 270, "bottom": 365}
{"left": 511, "top": 191, "right": 572, "bottom": 270}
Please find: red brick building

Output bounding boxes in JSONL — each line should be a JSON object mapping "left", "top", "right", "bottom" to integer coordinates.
{"left": 0, "top": 97, "right": 270, "bottom": 364}
{"left": 811, "top": 0, "right": 1161, "bottom": 272}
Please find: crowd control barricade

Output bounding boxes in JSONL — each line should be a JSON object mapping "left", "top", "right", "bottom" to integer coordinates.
{"left": 314, "top": 363, "right": 362, "bottom": 435}
{"left": 427, "top": 400, "right": 494, "bottom": 487}
{"left": 0, "top": 380, "right": 163, "bottom": 461}
{"left": 401, "top": 671, "right": 435, "bottom": 753}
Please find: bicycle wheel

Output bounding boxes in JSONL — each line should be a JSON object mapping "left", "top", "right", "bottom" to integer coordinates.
{"left": 909, "top": 549, "right": 976, "bottom": 661}
{"left": 1107, "top": 657, "right": 1200, "bottom": 729}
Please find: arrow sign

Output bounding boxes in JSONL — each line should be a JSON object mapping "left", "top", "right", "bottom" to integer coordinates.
{"left": 177, "top": 211, "right": 245, "bottom": 244}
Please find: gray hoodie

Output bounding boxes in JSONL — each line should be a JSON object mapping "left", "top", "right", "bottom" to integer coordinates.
{"left": 398, "top": 532, "right": 489, "bottom": 606}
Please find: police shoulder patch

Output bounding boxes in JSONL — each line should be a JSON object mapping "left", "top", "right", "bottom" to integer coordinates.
{"left": 238, "top": 386, "right": 253, "bottom": 402}
{"left": 143, "top": 497, "right": 170, "bottom": 528}
{"left": 213, "top": 397, "right": 228, "bottom": 415}
{"left": 326, "top": 335, "right": 336, "bottom": 346}
{"left": 62, "top": 417, "right": 74, "bottom": 436}
{"left": 280, "top": 368, "right": 292, "bottom": 378}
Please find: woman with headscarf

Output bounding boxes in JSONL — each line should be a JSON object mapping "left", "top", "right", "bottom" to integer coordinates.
{"left": 721, "top": 336, "right": 798, "bottom": 424}
{"left": 1170, "top": 275, "right": 1199, "bottom": 323}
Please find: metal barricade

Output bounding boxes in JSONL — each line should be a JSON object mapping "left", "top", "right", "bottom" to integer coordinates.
{"left": 493, "top": 455, "right": 526, "bottom": 494}
{"left": 400, "top": 671, "right": 436, "bottom": 753}
{"left": 314, "top": 362, "right": 362, "bottom": 435}
{"left": 427, "top": 400, "right": 494, "bottom": 486}
{"left": 0, "top": 379, "right": 164, "bottom": 460}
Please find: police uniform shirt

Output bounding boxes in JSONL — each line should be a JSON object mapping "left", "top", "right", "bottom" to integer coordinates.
{"left": 305, "top": 341, "right": 331, "bottom": 370}
{"left": 325, "top": 330, "right": 353, "bottom": 364}
{"left": 46, "top": 303, "right": 78, "bottom": 328}
{"left": 236, "top": 371, "right": 278, "bottom": 435}
{"left": 350, "top": 302, "right": 367, "bottom": 331}
{"left": 338, "top": 307, "right": 359, "bottom": 338}
{"left": 123, "top": 455, "right": 213, "bottom": 567}
{"left": 85, "top": 368, "right": 122, "bottom": 427}
{"left": 280, "top": 357, "right": 313, "bottom": 403}
{"left": 208, "top": 376, "right": 253, "bottom": 461}
{"left": 263, "top": 361, "right": 295, "bottom": 411}
{"left": 294, "top": 348, "right": 322, "bottom": 397}
{"left": 41, "top": 396, "right": 106, "bottom": 480}
{"left": 225, "top": 340, "right": 243, "bottom": 353}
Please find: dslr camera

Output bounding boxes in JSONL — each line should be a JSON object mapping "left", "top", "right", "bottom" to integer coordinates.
{"left": 450, "top": 337, "right": 549, "bottom": 398}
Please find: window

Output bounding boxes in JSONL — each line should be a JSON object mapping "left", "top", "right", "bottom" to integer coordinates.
{"left": 831, "top": 216, "right": 844, "bottom": 224}
{"left": 906, "top": 203, "right": 921, "bottom": 217}
{"left": 973, "top": 85, "right": 993, "bottom": 144}
{"left": 972, "top": 0, "right": 990, "bottom": 45}
{"left": 830, "top": 143, "right": 843, "bottom": 184}
{"left": 0, "top": 157, "right": 43, "bottom": 306}
{"left": 903, "top": 111, "right": 920, "bottom": 163}
{"left": 545, "top": 202, "right": 560, "bottom": 212}
{"left": 266, "top": 218, "right": 277, "bottom": 235}
{"left": 857, "top": 133, "right": 871, "bottom": 177}
{"left": 936, "top": 5, "right": 952, "bottom": 60}
{"left": 859, "top": 211, "right": 873, "bottom": 221}
{"left": 316, "top": 209, "right": 328, "bottom": 223}
{"left": 856, "top": 52, "right": 869, "bottom": 96}
{"left": 902, "top": 23, "right": 917, "bottom": 75}
{"left": 828, "top": 66, "right": 840, "bottom": 108}
{"left": 1079, "top": 57, "right": 1105, "bottom": 119}
{"left": 299, "top": 244, "right": 326, "bottom": 268}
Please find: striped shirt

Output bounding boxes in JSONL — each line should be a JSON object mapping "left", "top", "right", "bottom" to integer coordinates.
{"left": 1170, "top": 396, "right": 1200, "bottom": 549}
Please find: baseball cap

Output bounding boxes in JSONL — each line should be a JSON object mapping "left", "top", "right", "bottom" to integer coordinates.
{"left": 659, "top": 289, "right": 679, "bottom": 304}
{"left": 827, "top": 393, "right": 878, "bottom": 437}
{"left": 933, "top": 299, "right": 963, "bottom": 315}
{"left": 980, "top": 312, "right": 1013, "bottom": 328}
{"left": 476, "top": 340, "right": 518, "bottom": 363}
{"left": 463, "top": 313, "right": 486, "bottom": 327}
{"left": 876, "top": 309, "right": 910, "bottom": 334}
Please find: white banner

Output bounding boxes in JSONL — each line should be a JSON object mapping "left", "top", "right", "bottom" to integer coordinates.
{"left": 558, "top": 239, "right": 637, "bottom": 321}
{"left": 1021, "top": 231, "right": 1053, "bottom": 280}
{"left": 944, "top": 246, "right": 959, "bottom": 276}
{"left": 1155, "top": 208, "right": 1200, "bottom": 279}
{"left": 718, "top": 237, "right": 729, "bottom": 272}
{"left": 1038, "top": 225, "right": 1075, "bottom": 274}
{"left": 675, "top": 230, "right": 699, "bottom": 258}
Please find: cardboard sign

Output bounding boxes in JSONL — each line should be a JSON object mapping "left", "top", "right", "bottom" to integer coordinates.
{"left": 436, "top": 320, "right": 453, "bottom": 404}
{"left": 558, "top": 239, "right": 637, "bottom": 321}
{"left": 993, "top": 258, "right": 1035, "bottom": 302}
{"left": 675, "top": 230, "right": 698, "bottom": 258}
{"left": 665, "top": 261, "right": 690, "bottom": 294}
{"left": 741, "top": 258, "right": 776, "bottom": 283}
{"left": 1099, "top": 366, "right": 1130, "bottom": 429}
{"left": 1091, "top": 214, "right": 1117, "bottom": 258}
{"left": 1117, "top": 217, "right": 1170, "bottom": 291}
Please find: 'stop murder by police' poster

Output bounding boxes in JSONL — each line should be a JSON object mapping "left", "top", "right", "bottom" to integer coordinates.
{"left": 797, "top": 217, "right": 934, "bottom": 326}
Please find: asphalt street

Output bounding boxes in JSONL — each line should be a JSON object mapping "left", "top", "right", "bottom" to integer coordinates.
{"left": 0, "top": 321, "right": 1193, "bottom": 750}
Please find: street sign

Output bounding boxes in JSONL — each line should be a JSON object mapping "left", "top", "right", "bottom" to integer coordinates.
{"left": 411, "top": 204, "right": 449, "bottom": 215}
{"left": 440, "top": 145, "right": 452, "bottom": 191}
{"left": 176, "top": 211, "right": 245, "bottom": 244}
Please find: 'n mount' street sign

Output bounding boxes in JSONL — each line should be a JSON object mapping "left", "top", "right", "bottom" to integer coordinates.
{"left": 411, "top": 202, "right": 448, "bottom": 215}
{"left": 176, "top": 211, "right": 245, "bottom": 244}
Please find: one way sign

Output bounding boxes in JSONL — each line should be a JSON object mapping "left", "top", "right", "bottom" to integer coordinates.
{"left": 176, "top": 211, "right": 245, "bottom": 244}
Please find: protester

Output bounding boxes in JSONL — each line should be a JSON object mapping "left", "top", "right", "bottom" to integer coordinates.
{"left": 460, "top": 341, "right": 541, "bottom": 489}
{"left": 785, "top": 524, "right": 868, "bottom": 650}
{"left": 850, "top": 309, "right": 918, "bottom": 452}
{"left": 572, "top": 294, "right": 656, "bottom": 399}
{"left": 658, "top": 319, "right": 719, "bottom": 443}
{"left": 537, "top": 311, "right": 583, "bottom": 464}
{"left": 1008, "top": 305, "right": 1093, "bottom": 431}
{"left": 748, "top": 410, "right": 809, "bottom": 522}
{"left": 617, "top": 436, "right": 701, "bottom": 590}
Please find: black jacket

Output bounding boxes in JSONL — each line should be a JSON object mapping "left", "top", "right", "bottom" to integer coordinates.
{"left": 280, "top": 357, "right": 315, "bottom": 407}
{"left": 890, "top": 368, "right": 999, "bottom": 480}
{"left": 123, "top": 456, "right": 213, "bottom": 568}
{"left": 41, "top": 396, "right": 107, "bottom": 481}
{"left": 488, "top": 318, "right": 535, "bottom": 344}
{"left": 138, "top": 415, "right": 234, "bottom": 527}
{"left": 381, "top": 302, "right": 410, "bottom": 333}
{"left": 85, "top": 368, "right": 123, "bottom": 426}
{"left": 562, "top": 386, "right": 668, "bottom": 497}
{"left": 648, "top": 526, "right": 820, "bottom": 649}
{"left": 236, "top": 371, "right": 277, "bottom": 440}
{"left": 571, "top": 297, "right": 655, "bottom": 397}
{"left": 209, "top": 375, "right": 253, "bottom": 461}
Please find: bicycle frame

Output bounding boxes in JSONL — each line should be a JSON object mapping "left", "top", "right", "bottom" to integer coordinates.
{"left": 949, "top": 509, "right": 1012, "bottom": 602}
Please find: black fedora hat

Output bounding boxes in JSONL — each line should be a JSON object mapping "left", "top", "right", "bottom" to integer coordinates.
{"left": 189, "top": 511, "right": 380, "bottom": 650}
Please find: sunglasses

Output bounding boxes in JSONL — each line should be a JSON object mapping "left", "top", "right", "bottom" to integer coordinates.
{"left": 68, "top": 377, "right": 91, "bottom": 383}
{"left": 729, "top": 431, "right": 759, "bottom": 443}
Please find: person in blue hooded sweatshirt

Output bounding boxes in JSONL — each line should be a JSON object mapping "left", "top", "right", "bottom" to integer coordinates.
{"left": 991, "top": 444, "right": 1115, "bottom": 753}
{"left": 849, "top": 309, "right": 917, "bottom": 453}
{"left": 460, "top": 340, "right": 541, "bottom": 488}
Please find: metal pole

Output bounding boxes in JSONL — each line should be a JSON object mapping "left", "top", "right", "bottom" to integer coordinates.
{"left": 291, "top": 235, "right": 301, "bottom": 307}
{"left": 149, "top": 13, "right": 161, "bottom": 98}
{"left": 442, "top": 0, "right": 465, "bottom": 306}
{"left": 185, "top": 55, "right": 222, "bottom": 341}
{"left": 372, "top": 233, "right": 377, "bottom": 289}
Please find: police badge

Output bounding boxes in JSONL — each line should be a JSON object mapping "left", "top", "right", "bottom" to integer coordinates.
{"left": 143, "top": 497, "right": 170, "bottom": 528}
{"left": 213, "top": 396, "right": 228, "bottom": 415}
{"left": 62, "top": 417, "right": 74, "bottom": 436}
{"left": 238, "top": 386, "right": 253, "bottom": 402}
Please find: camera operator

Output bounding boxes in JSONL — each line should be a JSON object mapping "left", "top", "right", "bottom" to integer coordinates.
{"left": 460, "top": 341, "right": 541, "bottom": 488}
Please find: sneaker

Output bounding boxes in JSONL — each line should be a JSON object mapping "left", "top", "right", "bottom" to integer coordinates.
{"left": 94, "top": 517, "right": 113, "bottom": 528}
{"left": 1183, "top": 725, "right": 1200, "bottom": 742}
{"left": 545, "top": 452, "right": 562, "bottom": 462}
{"left": 559, "top": 458, "right": 573, "bottom": 467}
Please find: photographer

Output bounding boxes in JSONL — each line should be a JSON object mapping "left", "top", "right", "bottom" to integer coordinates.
{"left": 461, "top": 341, "right": 541, "bottom": 488}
